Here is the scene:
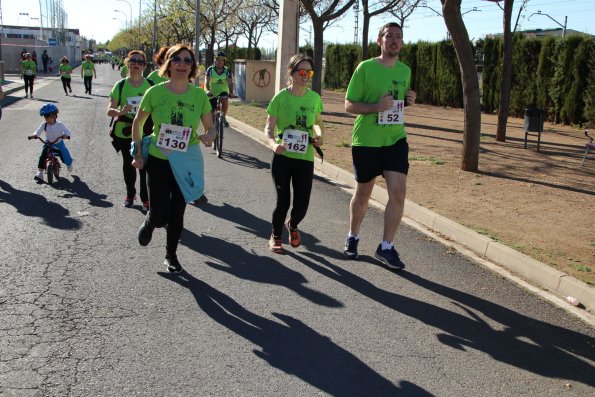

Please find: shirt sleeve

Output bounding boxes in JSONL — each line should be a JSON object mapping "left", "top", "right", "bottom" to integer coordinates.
{"left": 61, "top": 123, "right": 72, "bottom": 137}
{"left": 32, "top": 123, "right": 44, "bottom": 137}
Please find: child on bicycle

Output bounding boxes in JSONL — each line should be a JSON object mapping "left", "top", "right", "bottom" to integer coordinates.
{"left": 29, "top": 103, "right": 74, "bottom": 181}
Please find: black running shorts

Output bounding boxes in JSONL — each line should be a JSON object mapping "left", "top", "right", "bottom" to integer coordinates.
{"left": 352, "top": 138, "right": 409, "bottom": 183}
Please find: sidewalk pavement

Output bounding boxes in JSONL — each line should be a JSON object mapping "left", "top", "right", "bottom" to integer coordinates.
{"left": 2, "top": 75, "right": 592, "bottom": 322}
{"left": 227, "top": 115, "right": 595, "bottom": 324}
{"left": 2, "top": 72, "right": 61, "bottom": 97}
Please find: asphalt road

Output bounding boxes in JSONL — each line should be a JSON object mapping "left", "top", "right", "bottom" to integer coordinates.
{"left": 0, "top": 65, "right": 593, "bottom": 396}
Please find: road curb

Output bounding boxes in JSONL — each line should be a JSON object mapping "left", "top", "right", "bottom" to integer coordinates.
{"left": 227, "top": 115, "right": 594, "bottom": 316}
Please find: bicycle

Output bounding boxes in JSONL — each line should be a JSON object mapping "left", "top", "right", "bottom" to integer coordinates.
{"left": 209, "top": 92, "right": 228, "bottom": 159}
{"left": 28, "top": 134, "right": 69, "bottom": 184}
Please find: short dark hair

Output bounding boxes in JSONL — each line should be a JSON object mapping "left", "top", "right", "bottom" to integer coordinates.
{"left": 378, "top": 22, "right": 403, "bottom": 38}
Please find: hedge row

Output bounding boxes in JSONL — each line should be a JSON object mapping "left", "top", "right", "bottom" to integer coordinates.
{"left": 323, "top": 36, "right": 593, "bottom": 124}
{"left": 482, "top": 35, "right": 593, "bottom": 124}
{"left": 324, "top": 41, "right": 463, "bottom": 108}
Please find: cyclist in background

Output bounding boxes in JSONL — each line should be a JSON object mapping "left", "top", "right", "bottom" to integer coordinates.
{"left": 205, "top": 51, "right": 234, "bottom": 127}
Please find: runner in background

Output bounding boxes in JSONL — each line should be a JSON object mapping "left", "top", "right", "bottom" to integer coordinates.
{"left": 107, "top": 50, "right": 153, "bottom": 211}
{"left": 81, "top": 54, "right": 96, "bottom": 94}
{"left": 146, "top": 46, "right": 170, "bottom": 85}
{"left": 21, "top": 53, "right": 36, "bottom": 98}
{"left": 59, "top": 57, "right": 73, "bottom": 95}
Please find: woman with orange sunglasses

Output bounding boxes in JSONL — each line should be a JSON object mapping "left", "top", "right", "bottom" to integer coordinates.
{"left": 264, "top": 54, "right": 324, "bottom": 253}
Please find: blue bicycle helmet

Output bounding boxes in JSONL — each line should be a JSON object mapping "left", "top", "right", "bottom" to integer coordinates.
{"left": 40, "top": 103, "right": 59, "bottom": 116}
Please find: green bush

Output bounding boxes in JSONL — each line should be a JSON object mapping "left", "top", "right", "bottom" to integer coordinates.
{"left": 536, "top": 36, "right": 558, "bottom": 120}
{"left": 435, "top": 40, "right": 462, "bottom": 107}
{"left": 561, "top": 38, "right": 592, "bottom": 124}
{"left": 415, "top": 42, "right": 437, "bottom": 105}
{"left": 510, "top": 35, "right": 541, "bottom": 116}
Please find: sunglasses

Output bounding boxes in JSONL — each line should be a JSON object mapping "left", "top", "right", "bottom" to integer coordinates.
{"left": 129, "top": 58, "right": 146, "bottom": 65}
{"left": 296, "top": 69, "right": 314, "bottom": 78}
{"left": 171, "top": 56, "right": 194, "bottom": 65}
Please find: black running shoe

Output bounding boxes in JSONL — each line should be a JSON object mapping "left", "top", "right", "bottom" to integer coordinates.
{"left": 375, "top": 244, "right": 406, "bottom": 270}
{"left": 344, "top": 236, "right": 359, "bottom": 259}
{"left": 165, "top": 254, "right": 183, "bottom": 273}
{"left": 138, "top": 216, "right": 154, "bottom": 246}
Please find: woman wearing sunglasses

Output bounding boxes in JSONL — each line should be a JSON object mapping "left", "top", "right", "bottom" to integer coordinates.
{"left": 107, "top": 50, "right": 153, "bottom": 211}
{"left": 131, "top": 44, "right": 215, "bottom": 273}
{"left": 265, "top": 54, "right": 324, "bottom": 253}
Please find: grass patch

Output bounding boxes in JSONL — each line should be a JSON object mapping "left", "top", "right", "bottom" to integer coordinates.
{"left": 575, "top": 264, "right": 592, "bottom": 273}
{"left": 472, "top": 227, "right": 500, "bottom": 242}
{"left": 410, "top": 155, "right": 445, "bottom": 165}
{"left": 336, "top": 141, "right": 351, "bottom": 148}
{"left": 512, "top": 242, "right": 526, "bottom": 251}
{"left": 590, "top": 242, "right": 595, "bottom": 247}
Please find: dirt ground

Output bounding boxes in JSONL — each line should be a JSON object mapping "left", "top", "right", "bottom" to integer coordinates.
{"left": 229, "top": 90, "right": 595, "bottom": 285}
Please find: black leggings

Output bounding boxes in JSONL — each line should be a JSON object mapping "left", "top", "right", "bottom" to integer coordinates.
{"left": 83, "top": 76, "right": 93, "bottom": 93}
{"left": 146, "top": 155, "right": 186, "bottom": 256}
{"left": 24, "top": 75, "right": 35, "bottom": 94}
{"left": 61, "top": 76, "right": 72, "bottom": 94}
{"left": 114, "top": 137, "right": 148, "bottom": 202}
{"left": 270, "top": 154, "right": 314, "bottom": 237}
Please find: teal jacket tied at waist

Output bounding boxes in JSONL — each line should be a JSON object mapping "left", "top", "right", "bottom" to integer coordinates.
{"left": 131, "top": 136, "right": 204, "bottom": 203}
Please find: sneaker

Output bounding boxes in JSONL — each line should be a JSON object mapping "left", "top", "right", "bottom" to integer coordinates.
{"left": 142, "top": 200, "right": 150, "bottom": 213}
{"left": 165, "top": 254, "right": 183, "bottom": 273}
{"left": 123, "top": 196, "right": 135, "bottom": 208}
{"left": 269, "top": 234, "right": 283, "bottom": 254}
{"left": 375, "top": 244, "right": 406, "bottom": 270}
{"left": 34, "top": 171, "right": 44, "bottom": 181}
{"left": 344, "top": 236, "right": 359, "bottom": 259}
{"left": 194, "top": 194, "right": 208, "bottom": 206}
{"left": 285, "top": 219, "right": 301, "bottom": 248}
{"left": 25, "top": 94, "right": 29, "bottom": 98}
{"left": 69, "top": 87, "right": 72, "bottom": 93}
{"left": 223, "top": 118, "right": 229, "bottom": 127}
{"left": 138, "top": 216, "right": 154, "bottom": 246}
{"left": 67, "top": 161, "right": 73, "bottom": 172}
{"left": 30, "top": 94, "right": 34, "bottom": 98}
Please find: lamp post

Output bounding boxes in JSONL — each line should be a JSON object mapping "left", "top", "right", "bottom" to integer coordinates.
{"left": 114, "top": 9, "right": 129, "bottom": 28}
{"left": 117, "top": 0, "right": 141, "bottom": 49}
{"left": 529, "top": 10, "right": 567, "bottom": 37}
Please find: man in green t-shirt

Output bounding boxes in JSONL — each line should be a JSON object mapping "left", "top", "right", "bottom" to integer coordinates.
{"left": 343, "top": 22, "right": 417, "bottom": 270}
{"left": 81, "top": 54, "right": 96, "bottom": 94}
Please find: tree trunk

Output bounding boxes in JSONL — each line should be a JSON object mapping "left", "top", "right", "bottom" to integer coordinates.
{"left": 311, "top": 20, "right": 324, "bottom": 95}
{"left": 441, "top": 0, "right": 481, "bottom": 172}
{"left": 496, "top": 0, "right": 514, "bottom": 142}
{"left": 362, "top": 9, "right": 371, "bottom": 60}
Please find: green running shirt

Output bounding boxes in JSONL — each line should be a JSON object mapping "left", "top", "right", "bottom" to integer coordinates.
{"left": 139, "top": 83, "right": 212, "bottom": 160}
{"left": 346, "top": 58, "right": 411, "bottom": 147}
{"left": 266, "top": 88, "right": 323, "bottom": 162}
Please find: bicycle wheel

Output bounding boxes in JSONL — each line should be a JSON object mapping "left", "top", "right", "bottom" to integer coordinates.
{"left": 54, "top": 160, "right": 60, "bottom": 180}
{"left": 216, "top": 114, "right": 224, "bottom": 158}
{"left": 212, "top": 117, "right": 218, "bottom": 151}
{"left": 46, "top": 162, "right": 54, "bottom": 184}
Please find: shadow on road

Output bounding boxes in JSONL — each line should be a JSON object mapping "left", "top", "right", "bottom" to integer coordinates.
{"left": 293, "top": 248, "right": 595, "bottom": 387}
{"left": 158, "top": 270, "right": 434, "bottom": 396}
{"left": 0, "top": 179, "right": 81, "bottom": 230}
{"left": 56, "top": 175, "right": 113, "bottom": 207}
